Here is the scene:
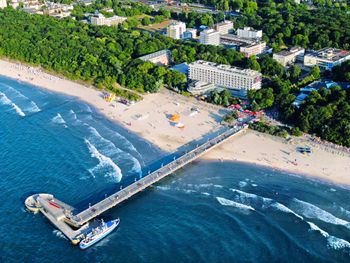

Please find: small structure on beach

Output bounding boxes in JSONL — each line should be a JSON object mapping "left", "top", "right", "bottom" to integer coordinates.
{"left": 103, "top": 93, "right": 116, "bottom": 102}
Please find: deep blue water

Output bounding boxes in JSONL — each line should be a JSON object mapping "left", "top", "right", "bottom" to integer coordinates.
{"left": 0, "top": 75, "right": 350, "bottom": 263}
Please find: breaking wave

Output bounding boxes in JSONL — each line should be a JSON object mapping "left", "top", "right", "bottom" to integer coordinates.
{"left": 87, "top": 125, "right": 142, "bottom": 175}
{"left": 228, "top": 189, "right": 350, "bottom": 251}
{"left": 290, "top": 198, "right": 350, "bottom": 229}
{"left": 0, "top": 83, "right": 41, "bottom": 113}
{"left": 216, "top": 197, "right": 255, "bottom": 211}
{"left": 230, "top": 189, "right": 304, "bottom": 219}
{"left": 69, "top": 109, "right": 77, "bottom": 120}
{"left": 85, "top": 139, "right": 122, "bottom": 182}
{"left": 52, "top": 113, "right": 66, "bottom": 125}
{"left": 0, "top": 91, "right": 25, "bottom": 117}
{"left": 308, "top": 222, "right": 350, "bottom": 250}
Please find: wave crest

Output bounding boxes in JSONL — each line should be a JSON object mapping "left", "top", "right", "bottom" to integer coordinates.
{"left": 85, "top": 139, "right": 123, "bottom": 182}
{"left": 0, "top": 91, "right": 25, "bottom": 117}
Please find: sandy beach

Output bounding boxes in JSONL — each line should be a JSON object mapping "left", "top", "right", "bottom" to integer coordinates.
{"left": 1, "top": 59, "right": 350, "bottom": 186}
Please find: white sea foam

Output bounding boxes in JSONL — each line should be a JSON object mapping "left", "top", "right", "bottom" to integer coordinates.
{"left": 238, "top": 181, "right": 248, "bottom": 188}
{"left": 69, "top": 109, "right": 77, "bottom": 120}
{"left": 340, "top": 207, "right": 350, "bottom": 219}
{"left": 87, "top": 126, "right": 142, "bottom": 175}
{"left": 201, "top": 192, "right": 211, "bottom": 196}
{"left": 216, "top": 197, "right": 255, "bottom": 211}
{"left": 0, "top": 91, "right": 25, "bottom": 117}
{"left": 156, "top": 186, "right": 171, "bottom": 191}
{"left": 307, "top": 222, "right": 350, "bottom": 250}
{"left": 102, "top": 124, "right": 141, "bottom": 158}
{"left": 52, "top": 113, "right": 66, "bottom": 124}
{"left": 1, "top": 83, "right": 41, "bottom": 113}
{"left": 53, "top": 230, "right": 68, "bottom": 240}
{"left": 230, "top": 189, "right": 304, "bottom": 219}
{"left": 291, "top": 198, "right": 350, "bottom": 229}
{"left": 269, "top": 203, "right": 304, "bottom": 220}
{"left": 85, "top": 139, "right": 123, "bottom": 182}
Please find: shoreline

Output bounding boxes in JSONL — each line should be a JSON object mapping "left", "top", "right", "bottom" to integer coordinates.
{"left": 1, "top": 59, "right": 350, "bottom": 187}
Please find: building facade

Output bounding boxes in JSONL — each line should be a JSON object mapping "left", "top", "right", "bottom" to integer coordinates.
{"left": 189, "top": 60, "right": 262, "bottom": 97}
{"left": 138, "top": 49, "right": 172, "bottom": 66}
{"left": 91, "top": 13, "right": 126, "bottom": 26}
{"left": 213, "top": 20, "right": 233, "bottom": 35}
{"left": 273, "top": 47, "right": 305, "bottom": 67}
{"left": 239, "top": 42, "right": 266, "bottom": 58}
{"left": 199, "top": 29, "right": 220, "bottom": 46}
{"left": 0, "top": 0, "right": 7, "bottom": 8}
{"left": 237, "top": 27, "right": 262, "bottom": 40}
{"left": 304, "top": 48, "right": 350, "bottom": 70}
{"left": 183, "top": 28, "right": 197, "bottom": 39}
{"left": 167, "top": 21, "right": 186, "bottom": 39}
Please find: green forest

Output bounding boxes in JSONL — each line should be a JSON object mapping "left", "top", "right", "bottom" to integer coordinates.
{"left": 0, "top": 3, "right": 350, "bottom": 146}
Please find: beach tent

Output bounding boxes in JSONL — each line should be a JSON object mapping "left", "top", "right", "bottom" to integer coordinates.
{"left": 170, "top": 114, "right": 180, "bottom": 122}
{"left": 104, "top": 93, "right": 116, "bottom": 102}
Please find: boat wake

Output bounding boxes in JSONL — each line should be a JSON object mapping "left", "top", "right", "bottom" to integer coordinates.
{"left": 85, "top": 139, "right": 123, "bottom": 182}
{"left": 0, "top": 91, "right": 26, "bottom": 117}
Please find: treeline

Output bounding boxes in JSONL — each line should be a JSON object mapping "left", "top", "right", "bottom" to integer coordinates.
{"left": 249, "top": 76, "right": 350, "bottom": 147}
{"left": 234, "top": 0, "right": 350, "bottom": 51}
{"left": 0, "top": 9, "right": 190, "bottom": 93}
{"left": 182, "top": 0, "right": 350, "bottom": 51}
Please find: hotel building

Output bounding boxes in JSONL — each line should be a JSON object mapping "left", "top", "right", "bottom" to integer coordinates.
{"left": 189, "top": 60, "right": 262, "bottom": 97}
{"left": 199, "top": 29, "right": 220, "bottom": 46}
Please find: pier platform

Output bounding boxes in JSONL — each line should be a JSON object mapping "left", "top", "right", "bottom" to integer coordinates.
{"left": 25, "top": 125, "right": 247, "bottom": 243}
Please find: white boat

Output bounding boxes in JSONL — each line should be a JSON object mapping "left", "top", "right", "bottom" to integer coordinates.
{"left": 79, "top": 219, "right": 120, "bottom": 250}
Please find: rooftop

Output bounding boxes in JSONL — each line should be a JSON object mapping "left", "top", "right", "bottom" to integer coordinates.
{"left": 307, "top": 48, "right": 350, "bottom": 62}
{"left": 190, "top": 60, "right": 261, "bottom": 77}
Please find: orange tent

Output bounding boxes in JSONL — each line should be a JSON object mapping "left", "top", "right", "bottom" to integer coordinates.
{"left": 170, "top": 114, "right": 180, "bottom": 122}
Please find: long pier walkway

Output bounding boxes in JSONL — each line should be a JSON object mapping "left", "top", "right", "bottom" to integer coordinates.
{"left": 66, "top": 125, "right": 247, "bottom": 227}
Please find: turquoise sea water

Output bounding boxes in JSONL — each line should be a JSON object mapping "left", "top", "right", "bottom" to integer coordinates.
{"left": 0, "top": 75, "right": 350, "bottom": 263}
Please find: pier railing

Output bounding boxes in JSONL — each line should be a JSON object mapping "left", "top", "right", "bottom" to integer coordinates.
{"left": 68, "top": 125, "right": 246, "bottom": 226}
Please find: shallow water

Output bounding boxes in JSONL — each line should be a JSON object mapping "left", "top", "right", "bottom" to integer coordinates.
{"left": 0, "top": 76, "right": 349, "bottom": 262}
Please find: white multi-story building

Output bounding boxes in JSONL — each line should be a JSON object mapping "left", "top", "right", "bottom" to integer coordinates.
{"left": 240, "top": 42, "right": 267, "bottom": 58}
{"left": 304, "top": 48, "right": 350, "bottom": 71}
{"left": 167, "top": 21, "right": 186, "bottom": 39}
{"left": 189, "top": 60, "right": 262, "bottom": 97}
{"left": 273, "top": 47, "right": 305, "bottom": 67}
{"left": 213, "top": 20, "right": 233, "bottom": 35}
{"left": 199, "top": 29, "right": 220, "bottom": 46}
{"left": 91, "top": 13, "right": 126, "bottom": 26}
{"left": 0, "top": 0, "right": 7, "bottom": 8}
{"left": 237, "top": 27, "right": 262, "bottom": 40}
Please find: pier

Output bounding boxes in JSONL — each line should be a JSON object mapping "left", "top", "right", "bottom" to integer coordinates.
{"left": 26, "top": 125, "right": 247, "bottom": 242}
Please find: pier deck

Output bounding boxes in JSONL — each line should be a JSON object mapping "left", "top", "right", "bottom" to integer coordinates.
{"left": 66, "top": 126, "right": 246, "bottom": 226}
